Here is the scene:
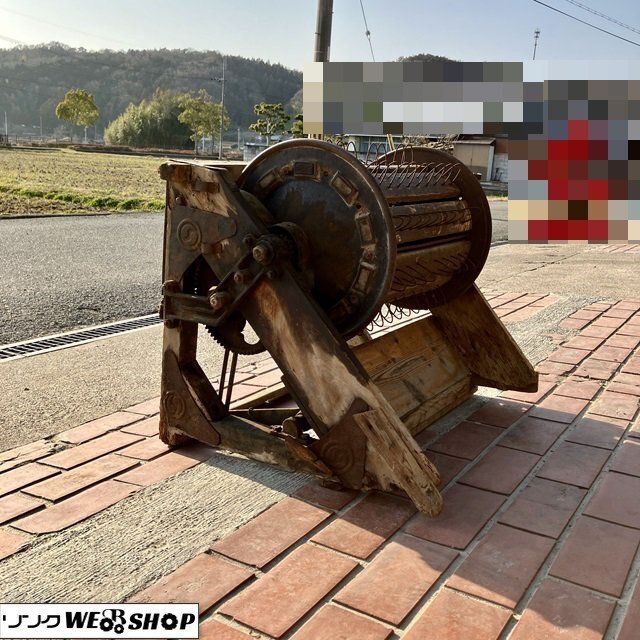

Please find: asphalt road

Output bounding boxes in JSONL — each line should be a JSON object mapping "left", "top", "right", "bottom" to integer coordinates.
{"left": 0, "top": 202, "right": 508, "bottom": 345}
{"left": 0, "top": 213, "right": 164, "bottom": 345}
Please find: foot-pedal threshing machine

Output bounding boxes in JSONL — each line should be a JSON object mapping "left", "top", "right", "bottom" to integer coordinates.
{"left": 158, "top": 140, "right": 537, "bottom": 516}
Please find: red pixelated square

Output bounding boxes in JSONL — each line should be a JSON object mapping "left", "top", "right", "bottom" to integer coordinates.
{"left": 548, "top": 180, "right": 569, "bottom": 200}
{"left": 547, "top": 160, "right": 569, "bottom": 180}
{"left": 548, "top": 140, "right": 568, "bottom": 161}
{"left": 528, "top": 220, "right": 549, "bottom": 241}
{"left": 568, "top": 139, "right": 589, "bottom": 161}
{"left": 588, "top": 220, "right": 610, "bottom": 242}
{"left": 568, "top": 120, "right": 589, "bottom": 140}
{"left": 528, "top": 159, "right": 548, "bottom": 180}
{"left": 568, "top": 220, "right": 589, "bottom": 240}
{"left": 548, "top": 220, "right": 569, "bottom": 240}
{"left": 567, "top": 180, "right": 589, "bottom": 200}
{"left": 588, "top": 180, "right": 609, "bottom": 200}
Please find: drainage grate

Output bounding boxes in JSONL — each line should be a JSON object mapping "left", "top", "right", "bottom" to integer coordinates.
{"left": 0, "top": 315, "right": 162, "bottom": 361}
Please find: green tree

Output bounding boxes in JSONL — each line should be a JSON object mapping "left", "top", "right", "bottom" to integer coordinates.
{"left": 290, "top": 113, "right": 304, "bottom": 138}
{"left": 104, "top": 89, "right": 192, "bottom": 149}
{"left": 55, "top": 88, "right": 99, "bottom": 142}
{"left": 249, "top": 102, "right": 290, "bottom": 145}
{"left": 178, "top": 89, "right": 230, "bottom": 154}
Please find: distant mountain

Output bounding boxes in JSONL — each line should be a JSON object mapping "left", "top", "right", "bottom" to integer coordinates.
{"left": 0, "top": 44, "right": 302, "bottom": 134}
{"left": 397, "top": 53, "right": 455, "bottom": 62}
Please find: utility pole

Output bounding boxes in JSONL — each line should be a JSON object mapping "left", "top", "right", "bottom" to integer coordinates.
{"left": 4, "top": 111, "right": 7, "bottom": 138}
{"left": 314, "top": 0, "right": 333, "bottom": 62}
{"left": 237, "top": 127, "right": 240, "bottom": 150}
{"left": 218, "top": 57, "right": 225, "bottom": 160}
{"left": 533, "top": 28, "right": 540, "bottom": 60}
{"left": 40, "top": 115, "right": 43, "bottom": 139}
{"left": 313, "top": 0, "right": 333, "bottom": 141}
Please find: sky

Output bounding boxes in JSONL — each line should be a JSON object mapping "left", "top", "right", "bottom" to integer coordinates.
{"left": 0, "top": 0, "right": 639, "bottom": 69}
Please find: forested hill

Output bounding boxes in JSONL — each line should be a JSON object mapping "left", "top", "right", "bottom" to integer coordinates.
{"left": 0, "top": 44, "right": 302, "bottom": 132}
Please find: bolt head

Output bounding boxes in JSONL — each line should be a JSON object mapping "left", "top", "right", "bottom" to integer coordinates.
{"left": 209, "top": 291, "right": 231, "bottom": 312}
{"left": 253, "top": 242, "right": 274, "bottom": 265}
{"left": 233, "top": 269, "right": 252, "bottom": 286}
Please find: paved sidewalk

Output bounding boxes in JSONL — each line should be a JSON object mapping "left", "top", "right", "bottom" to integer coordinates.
{"left": 1, "top": 292, "right": 640, "bottom": 639}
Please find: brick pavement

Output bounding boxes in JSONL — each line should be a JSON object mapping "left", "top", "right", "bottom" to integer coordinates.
{"left": 1, "top": 292, "right": 640, "bottom": 638}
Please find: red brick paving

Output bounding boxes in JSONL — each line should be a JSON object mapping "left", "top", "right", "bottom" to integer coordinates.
{"left": 618, "top": 579, "right": 640, "bottom": 640}
{"left": 290, "top": 604, "right": 392, "bottom": 640}
{"left": 0, "top": 528, "right": 30, "bottom": 560}
{"left": 404, "top": 484, "right": 504, "bottom": 550}
{"left": 0, "top": 440, "right": 56, "bottom": 473}
{"left": 292, "top": 482, "right": 358, "bottom": 511}
{"left": 499, "top": 416, "right": 567, "bottom": 455}
{"left": 129, "top": 553, "right": 252, "bottom": 614}
{"left": 115, "top": 436, "right": 171, "bottom": 461}
{"left": 57, "top": 411, "right": 142, "bottom": 444}
{"left": 22, "top": 454, "right": 138, "bottom": 501}
{"left": 555, "top": 378, "right": 602, "bottom": 400}
{"left": 114, "top": 446, "right": 214, "bottom": 487}
{"left": 220, "top": 543, "right": 357, "bottom": 638}
{"left": 609, "top": 438, "right": 640, "bottom": 476}
{"left": 124, "top": 397, "right": 160, "bottom": 416}
{"left": 529, "top": 394, "right": 589, "bottom": 424}
{"left": 447, "top": 523, "right": 555, "bottom": 608}
{"left": 590, "top": 390, "right": 639, "bottom": 420}
{"left": 565, "top": 414, "right": 628, "bottom": 449}
{"left": 509, "top": 578, "right": 615, "bottom": 640}
{"left": 535, "top": 359, "right": 575, "bottom": 375}
{"left": 311, "top": 493, "right": 415, "bottom": 559}
{"left": 466, "top": 398, "right": 531, "bottom": 428}
{"left": 13, "top": 480, "right": 138, "bottom": 534}
{"left": 426, "top": 421, "right": 503, "bottom": 459}
{"left": 0, "top": 493, "right": 43, "bottom": 525}
{"left": 198, "top": 618, "right": 252, "bottom": 640}
{"left": 549, "top": 516, "right": 640, "bottom": 597}
{"left": 499, "top": 477, "right": 586, "bottom": 538}
{"left": 2, "top": 293, "right": 640, "bottom": 637}
{"left": 403, "top": 588, "right": 511, "bottom": 639}
{"left": 0, "top": 463, "right": 59, "bottom": 498}
{"left": 536, "top": 441, "right": 610, "bottom": 488}
{"left": 212, "top": 497, "right": 331, "bottom": 568}
{"left": 334, "top": 533, "right": 457, "bottom": 625}
{"left": 42, "top": 431, "right": 143, "bottom": 469}
{"left": 459, "top": 446, "right": 540, "bottom": 494}
{"left": 574, "top": 357, "right": 619, "bottom": 380}
{"left": 420, "top": 451, "right": 467, "bottom": 487}
{"left": 120, "top": 415, "right": 160, "bottom": 437}
{"left": 584, "top": 472, "right": 640, "bottom": 529}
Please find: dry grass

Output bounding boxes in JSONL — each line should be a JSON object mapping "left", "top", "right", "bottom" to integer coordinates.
{"left": 0, "top": 148, "right": 168, "bottom": 215}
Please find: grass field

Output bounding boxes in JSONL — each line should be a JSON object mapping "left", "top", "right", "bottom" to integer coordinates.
{"left": 0, "top": 148, "right": 168, "bottom": 215}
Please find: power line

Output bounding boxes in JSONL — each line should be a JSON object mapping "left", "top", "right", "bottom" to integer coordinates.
{"left": 0, "top": 5, "right": 135, "bottom": 48}
{"left": 530, "top": 0, "right": 640, "bottom": 47}
{"left": 359, "top": 0, "right": 375, "bottom": 62}
{"left": 560, "top": 0, "right": 640, "bottom": 36}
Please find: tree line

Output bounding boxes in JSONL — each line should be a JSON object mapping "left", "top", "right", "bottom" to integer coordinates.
{"left": 55, "top": 87, "right": 303, "bottom": 149}
{"left": 0, "top": 44, "right": 302, "bottom": 133}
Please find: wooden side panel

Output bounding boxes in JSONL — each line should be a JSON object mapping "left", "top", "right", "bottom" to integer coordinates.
{"left": 353, "top": 317, "right": 475, "bottom": 435}
{"left": 431, "top": 284, "right": 538, "bottom": 392}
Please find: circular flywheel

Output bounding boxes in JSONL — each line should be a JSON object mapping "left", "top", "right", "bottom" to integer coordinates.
{"left": 238, "top": 139, "right": 395, "bottom": 338}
